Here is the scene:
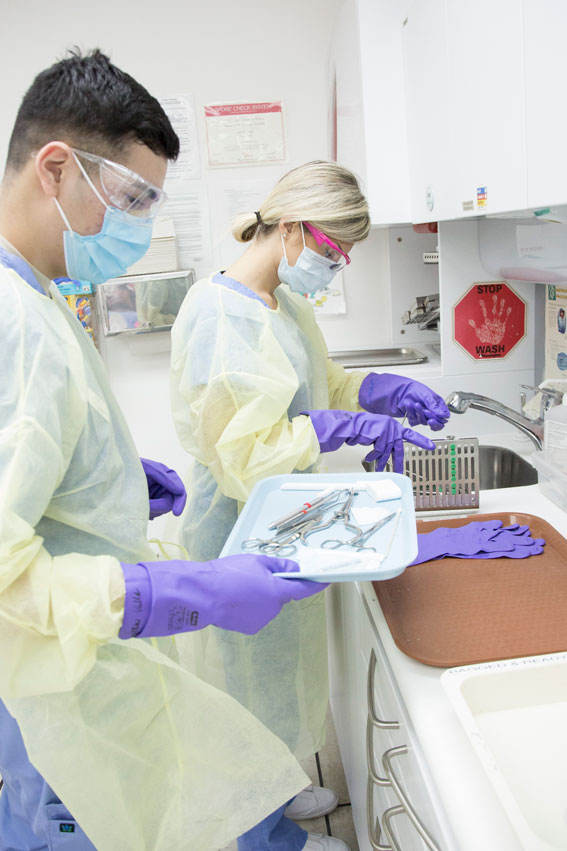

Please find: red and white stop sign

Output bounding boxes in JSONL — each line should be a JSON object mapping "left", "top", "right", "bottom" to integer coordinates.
{"left": 453, "top": 282, "right": 526, "bottom": 360}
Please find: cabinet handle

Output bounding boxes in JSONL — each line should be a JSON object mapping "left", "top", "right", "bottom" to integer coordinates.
{"left": 367, "top": 648, "right": 399, "bottom": 730}
{"left": 366, "top": 716, "right": 390, "bottom": 786}
{"left": 381, "top": 805, "right": 407, "bottom": 851}
{"left": 382, "top": 746, "right": 442, "bottom": 851}
{"left": 366, "top": 776, "right": 393, "bottom": 851}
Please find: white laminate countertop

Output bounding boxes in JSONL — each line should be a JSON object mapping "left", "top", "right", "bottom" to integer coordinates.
{"left": 359, "top": 483, "right": 567, "bottom": 851}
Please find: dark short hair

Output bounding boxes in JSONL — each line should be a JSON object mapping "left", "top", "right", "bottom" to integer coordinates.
{"left": 5, "top": 48, "right": 179, "bottom": 172}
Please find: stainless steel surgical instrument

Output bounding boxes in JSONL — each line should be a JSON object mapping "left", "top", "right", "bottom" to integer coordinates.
{"left": 320, "top": 511, "right": 397, "bottom": 551}
{"left": 242, "top": 513, "right": 326, "bottom": 556}
{"left": 268, "top": 488, "right": 339, "bottom": 530}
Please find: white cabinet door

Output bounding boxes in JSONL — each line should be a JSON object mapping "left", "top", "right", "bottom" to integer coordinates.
{"left": 445, "top": 0, "right": 526, "bottom": 218}
{"left": 403, "top": 0, "right": 527, "bottom": 222}
{"left": 333, "top": 0, "right": 411, "bottom": 225}
{"left": 524, "top": 0, "right": 567, "bottom": 209}
{"left": 402, "top": 0, "right": 454, "bottom": 222}
{"left": 358, "top": 0, "right": 411, "bottom": 225}
{"left": 334, "top": 0, "right": 367, "bottom": 189}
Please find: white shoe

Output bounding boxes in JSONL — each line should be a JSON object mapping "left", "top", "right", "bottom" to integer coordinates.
{"left": 304, "top": 834, "right": 351, "bottom": 851}
{"left": 284, "top": 785, "right": 339, "bottom": 819}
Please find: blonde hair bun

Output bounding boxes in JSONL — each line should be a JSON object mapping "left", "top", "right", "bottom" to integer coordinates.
{"left": 231, "top": 161, "right": 370, "bottom": 244}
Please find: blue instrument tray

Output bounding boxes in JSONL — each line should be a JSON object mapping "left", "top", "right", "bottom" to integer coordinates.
{"left": 221, "top": 472, "right": 417, "bottom": 582}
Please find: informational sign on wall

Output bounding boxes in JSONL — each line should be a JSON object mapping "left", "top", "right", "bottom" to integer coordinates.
{"left": 545, "top": 285, "right": 567, "bottom": 378}
{"left": 204, "top": 101, "right": 286, "bottom": 166}
{"left": 453, "top": 281, "right": 526, "bottom": 360}
{"left": 160, "top": 94, "right": 200, "bottom": 181}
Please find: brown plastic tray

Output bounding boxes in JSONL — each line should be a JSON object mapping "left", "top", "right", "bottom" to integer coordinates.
{"left": 372, "top": 512, "right": 567, "bottom": 667}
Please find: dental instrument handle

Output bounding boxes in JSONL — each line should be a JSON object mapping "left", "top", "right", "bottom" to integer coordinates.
{"left": 268, "top": 487, "right": 337, "bottom": 529}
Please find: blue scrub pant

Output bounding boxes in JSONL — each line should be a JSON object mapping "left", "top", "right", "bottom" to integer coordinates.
{"left": 237, "top": 800, "right": 308, "bottom": 851}
{"left": 0, "top": 701, "right": 94, "bottom": 850}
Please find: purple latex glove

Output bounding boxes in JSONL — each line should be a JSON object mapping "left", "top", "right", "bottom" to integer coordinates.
{"left": 140, "top": 457, "right": 187, "bottom": 520}
{"left": 118, "top": 555, "right": 327, "bottom": 639}
{"left": 458, "top": 539, "right": 546, "bottom": 559}
{"left": 302, "top": 409, "right": 435, "bottom": 473}
{"left": 359, "top": 373, "right": 450, "bottom": 431}
{"left": 412, "top": 520, "right": 546, "bottom": 564}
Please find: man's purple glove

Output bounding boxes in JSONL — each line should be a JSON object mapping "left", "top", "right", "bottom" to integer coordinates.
{"left": 118, "top": 555, "right": 326, "bottom": 639}
{"left": 412, "top": 520, "right": 546, "bottom": 565}
{"left": 359, "top": 373, "right": 450, "bottom": 431}
{"left": 140, "top": 458, "right": 187, "bottom": 520}
{"left": 302, "top": 409, "right": 435, "bottom": 473}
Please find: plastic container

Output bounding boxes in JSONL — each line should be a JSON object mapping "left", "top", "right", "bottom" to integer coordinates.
{"left": 531, "top": 451, "right": 567, "bottom": 510}
{"left": 544, "top": 394, "right": 567, "bottom": 458}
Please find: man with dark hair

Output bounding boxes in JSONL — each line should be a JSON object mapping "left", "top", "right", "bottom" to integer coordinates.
{"left": 0, "top": 49, "right": 322, "bottom": 851}
{"left": 5, "top": 48, "right": 180, "bottom": 172}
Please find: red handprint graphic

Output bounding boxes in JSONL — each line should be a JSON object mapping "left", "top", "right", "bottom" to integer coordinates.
{"left": 468, "top": 294, "right": 512, "bottom": 345}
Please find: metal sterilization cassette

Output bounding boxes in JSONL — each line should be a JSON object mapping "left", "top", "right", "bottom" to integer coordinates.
{"left": 385, "top": 437, "right": 480, "bottom": 512}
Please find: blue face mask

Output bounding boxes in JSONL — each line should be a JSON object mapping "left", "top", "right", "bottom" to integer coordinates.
{"left": 278, "top": 224, "right": 341, "bottom": 295}
{"left": 54, "top": 156, "right": 154, "bottom": 286}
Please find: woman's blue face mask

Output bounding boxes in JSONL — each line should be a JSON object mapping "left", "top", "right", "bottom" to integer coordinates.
{"left": 54, "top": 153, "right": 154, "bottom": 286}
{"left": 278, "top": 224, "right": 341, "bottom": 295}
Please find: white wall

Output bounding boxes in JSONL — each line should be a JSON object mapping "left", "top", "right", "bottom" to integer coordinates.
{"left": 0, "top": 0, "right": 340, "bottom": 173}
{"left": 0, "top": 0, "right": 352, "bottom": 475}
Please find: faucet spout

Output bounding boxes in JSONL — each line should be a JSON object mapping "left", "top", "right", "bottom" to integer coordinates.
{"left": 445, "top": 391, "right": 544, "bottom": 449}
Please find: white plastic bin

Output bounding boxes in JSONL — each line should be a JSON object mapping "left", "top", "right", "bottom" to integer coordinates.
{"left": 530, "top": 451, "right": 567, "bottom": 510}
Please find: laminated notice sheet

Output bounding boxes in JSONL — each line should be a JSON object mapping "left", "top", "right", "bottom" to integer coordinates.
{"left": 205, "top": 101, "right": 286, "bottom": 167}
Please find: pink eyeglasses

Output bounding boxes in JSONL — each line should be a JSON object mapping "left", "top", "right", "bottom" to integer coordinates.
{"left": 303, "top": 222, "right": 351, "bottom": 267}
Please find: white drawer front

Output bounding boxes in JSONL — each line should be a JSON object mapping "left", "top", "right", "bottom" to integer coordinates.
{"left": 363, "top": 600, "right": 447, "bottom": 851}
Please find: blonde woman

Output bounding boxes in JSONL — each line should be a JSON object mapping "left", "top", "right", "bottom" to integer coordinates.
{"left": 170, "top": 161, "right": 448, "bottom": 851}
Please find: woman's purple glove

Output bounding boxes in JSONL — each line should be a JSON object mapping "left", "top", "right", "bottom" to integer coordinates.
{"left": 359, "top": 373, "right": 450, "bottom": 431}
{"left": 302, "top": 409, "right": 435, "bottom": 473}
{"left": 412, "top": 520, "right": 545, "bottom": 565}
{"left": 119, "top": 555, "right": 326, "bottom": 639}
{"left": 140, "top": 457, "right": 187, "bottom": 520}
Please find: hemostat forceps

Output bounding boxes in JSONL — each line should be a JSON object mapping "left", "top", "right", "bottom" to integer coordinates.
{"left": 321, "top": 511, "right": 397, "bottom": 552}
{"left": 309, "top": 488, "right": 360, "bottom": 541}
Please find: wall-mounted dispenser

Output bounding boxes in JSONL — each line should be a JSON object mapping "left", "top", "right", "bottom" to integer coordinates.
{"left": 98, "top": 269, "right": 195, "bottom": 337}
{"left": 479, "top": 208, "right": 567, "bottom": 284}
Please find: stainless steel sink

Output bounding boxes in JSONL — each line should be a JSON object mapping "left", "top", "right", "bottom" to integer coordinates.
{"left": 479, "top": 445, "right": 538, "bottom": 489}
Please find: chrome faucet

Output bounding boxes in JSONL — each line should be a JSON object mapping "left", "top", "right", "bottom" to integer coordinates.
{"left": 445, "top": 388, "right": 563, "bottom": 450}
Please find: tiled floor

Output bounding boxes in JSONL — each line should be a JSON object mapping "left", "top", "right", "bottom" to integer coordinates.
{"left": 220, "top": 712, "right": 359, "bottom": 850}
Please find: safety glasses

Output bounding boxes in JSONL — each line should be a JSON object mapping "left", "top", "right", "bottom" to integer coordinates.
{"left": 303, "top": 222, "right": 351, "bottom": 267}
{"left": 72, "top": 148, "right": 167, "bottom": 218}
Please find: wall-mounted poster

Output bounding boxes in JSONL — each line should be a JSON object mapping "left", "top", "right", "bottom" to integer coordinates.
{"left": 205, "top": 101, "right": 286, "bottom": 167}
{"left": 545, "top": 285, "right": 567, "bottom": 378}
{"left": 160, "top": 94, "right": 200, "bottom": 181}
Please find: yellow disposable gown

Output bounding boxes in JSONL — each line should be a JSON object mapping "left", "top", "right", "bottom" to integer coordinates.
{"left": 0, "top": 264, "right": 309, "bottom": 850}
{"left": 170, "top": 275, "right": 364, "bottom": 758}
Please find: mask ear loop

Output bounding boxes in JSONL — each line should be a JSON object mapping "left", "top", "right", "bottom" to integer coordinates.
{"left": 281, "top": 222, "right": 305, "bottom": 263}
{"left": 280, "top": 230, "right": 288, "bottom": 263}
{"left": 53, "top": 197, "right": 74, "bottom": 232}
{"left": 53, "top": 152, "right": 110, "bottom": 233}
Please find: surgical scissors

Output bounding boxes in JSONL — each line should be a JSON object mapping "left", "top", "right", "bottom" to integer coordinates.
{"left": 241, "top": 513, "right": 326, "bottom": 556}
{"left": 320, "top": 511, "right": 397, "bottom": 552}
